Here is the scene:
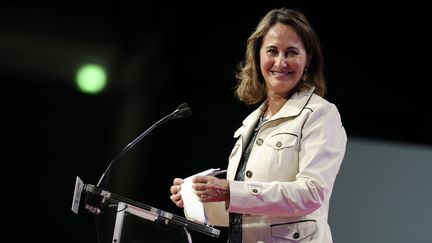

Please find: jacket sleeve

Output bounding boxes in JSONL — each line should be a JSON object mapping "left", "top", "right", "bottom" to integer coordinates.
{"left": 228, "top": 103, "right": 347, "bottom": 217}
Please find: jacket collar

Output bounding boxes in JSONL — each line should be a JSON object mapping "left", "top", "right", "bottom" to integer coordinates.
{"left": 242, "top": 86, "right": 315, "bottom": 129}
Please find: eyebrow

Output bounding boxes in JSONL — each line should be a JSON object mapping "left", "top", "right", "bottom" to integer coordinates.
{"left": 264, "top": 45, "right": 300, "bottom": 51}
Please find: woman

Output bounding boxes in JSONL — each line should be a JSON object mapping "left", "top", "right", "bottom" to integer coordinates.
{"left": 170, "top": 7, "right": 347, "bottom": 243}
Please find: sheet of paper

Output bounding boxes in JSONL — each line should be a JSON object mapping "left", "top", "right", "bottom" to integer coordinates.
{"left": 71, "top": 176, "right": 84, "bottom": 214}
{"left": 181, "top": 168, "right": 226, "bottom": 223}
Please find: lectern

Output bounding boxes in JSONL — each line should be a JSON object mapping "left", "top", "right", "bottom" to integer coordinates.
{"left": 72, "top": 176, "right": 220, "bottom": 243}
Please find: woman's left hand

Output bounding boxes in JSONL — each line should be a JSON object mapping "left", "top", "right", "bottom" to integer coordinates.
{"left": 192, "top": 175, "right": 230, "bottom": 202}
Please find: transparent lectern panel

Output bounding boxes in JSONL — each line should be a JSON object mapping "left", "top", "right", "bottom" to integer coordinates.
{"left": 91, "top": 204, "right": 189, "bottom": 243}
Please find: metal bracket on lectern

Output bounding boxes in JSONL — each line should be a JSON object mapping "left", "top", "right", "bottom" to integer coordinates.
{"left": 112, "top": 202, "right": 126, "bottom": 243}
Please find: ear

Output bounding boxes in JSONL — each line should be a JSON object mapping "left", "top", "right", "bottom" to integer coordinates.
{"left": 306, "top": 55, "right": 311, "bottom": 68}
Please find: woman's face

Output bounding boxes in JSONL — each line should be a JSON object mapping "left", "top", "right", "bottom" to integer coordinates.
{"left": 260, "top": 23, "right": 309, "bottom": 99}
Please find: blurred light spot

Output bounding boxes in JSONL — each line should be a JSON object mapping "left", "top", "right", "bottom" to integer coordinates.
{"left": 76, "top": 64, "right": 107, "bottom": 94}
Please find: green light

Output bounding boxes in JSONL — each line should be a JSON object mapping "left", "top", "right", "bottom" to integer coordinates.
{"left": 76, "top": 64, "right": 107, "bottom": 94}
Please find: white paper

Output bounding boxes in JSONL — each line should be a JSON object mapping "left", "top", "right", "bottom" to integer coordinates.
{"left": 71, "top": 176, "right": 84, "bottom": 214}
{"left": 181, "top": 168, "right": 226, "bottom": 223}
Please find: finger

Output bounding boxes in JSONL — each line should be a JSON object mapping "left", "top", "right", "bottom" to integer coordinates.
{"left": 170, "top": 195, "right": 184, "bottom": 208}
{"left": 176, "top": 200, "right": 184, "bottom": 208}
{"left": 173, "top": 178, "right": 184, "bottom": 185}
{"left": 170, "top": 193, "right": 182, "bottom": 202}
{"left": 192, "top": 175, "right": 208, "bottom": 183}
{"left": 192, "top": 183, "right": 207, "bottom": 191}
{"left": 171, "top": 184, "right": 182, "bottom": 194}
{"left": 170, "top": 185, "right": 180, "bottom": 194}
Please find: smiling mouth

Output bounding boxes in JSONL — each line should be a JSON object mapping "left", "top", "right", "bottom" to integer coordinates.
{"left": 270, "top": 70, "right": 292, "bottom": 78}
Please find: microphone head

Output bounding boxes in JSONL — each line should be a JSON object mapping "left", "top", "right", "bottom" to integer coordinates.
{"left": 179, "top": 106, "right": 192, "bottom": 118}
{"left": 178, "top": 103, "right": 189, "bottom": 110}
{"left": 175, "top": 103, "right": 192, "bottom": 118}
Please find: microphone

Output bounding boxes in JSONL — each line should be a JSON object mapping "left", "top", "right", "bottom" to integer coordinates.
{"left": 173, "top": 102, "right": 192, "bottom": 119}
{"left": 95, "top": 102, "right": 192, "bottom": 190}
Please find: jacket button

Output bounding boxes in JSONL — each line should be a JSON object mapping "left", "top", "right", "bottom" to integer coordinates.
{"left": 246, "top": 170, "right": 253, "bottom": 178}
{"left": 293, "top": 232, "right": 300, "bottom": 239}
{"left": 256, "top": 138, "right": 263, "bottom": 146}
{"left": 276, "top": 141, "right": 282, "bottom": 147}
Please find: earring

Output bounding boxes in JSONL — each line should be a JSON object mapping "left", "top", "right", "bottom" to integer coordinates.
{"left": 302, "top": 67, "right": 309, "bottom": 82}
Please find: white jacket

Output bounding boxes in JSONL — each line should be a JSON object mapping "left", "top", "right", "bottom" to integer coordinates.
{"left": 204, "top": 88, "right": 347, "bottom": 242}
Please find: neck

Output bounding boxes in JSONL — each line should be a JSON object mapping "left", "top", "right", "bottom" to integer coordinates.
{"left": 264, "top": 97, "right": 288, "bottom": 120}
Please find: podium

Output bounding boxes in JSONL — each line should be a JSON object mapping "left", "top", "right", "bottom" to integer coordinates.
{"left": 72, "top": 176, "right": 220, "bottom": 243}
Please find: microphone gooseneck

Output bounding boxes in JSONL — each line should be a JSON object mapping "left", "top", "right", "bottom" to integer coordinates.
{"left": 96, "top": 103, "right": 192, "bottom": 189}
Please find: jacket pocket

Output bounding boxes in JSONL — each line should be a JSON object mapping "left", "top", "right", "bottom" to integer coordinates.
{"left": 266, "top": 133, "right": 298, "bottom": 150}
{"left": 270, "top": 220, "right": 317, "bottom": 242}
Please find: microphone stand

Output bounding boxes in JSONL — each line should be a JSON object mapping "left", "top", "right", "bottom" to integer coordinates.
{"left": 96, "top": 103, "right": 192, "bottom": 190}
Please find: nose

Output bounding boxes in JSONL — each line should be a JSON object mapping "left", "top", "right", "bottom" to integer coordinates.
{"left": 275, "top": 54, "right": 287, "bottom": 68}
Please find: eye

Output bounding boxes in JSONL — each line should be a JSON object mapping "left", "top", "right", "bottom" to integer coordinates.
{"left": 285, "top": 50, "right": 299, "bottom": 57}
{"left": 266, "top": 49, "right": 278, "bottom": 56}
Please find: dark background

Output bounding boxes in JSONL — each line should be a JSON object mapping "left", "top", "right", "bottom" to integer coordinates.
{"left": 2, "top": 1, "right": 431, "bottom": 242}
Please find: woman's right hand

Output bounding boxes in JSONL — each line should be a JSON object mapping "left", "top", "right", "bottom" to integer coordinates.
{"left": 169, "top": 178, "right": 184, "bottom": 208}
